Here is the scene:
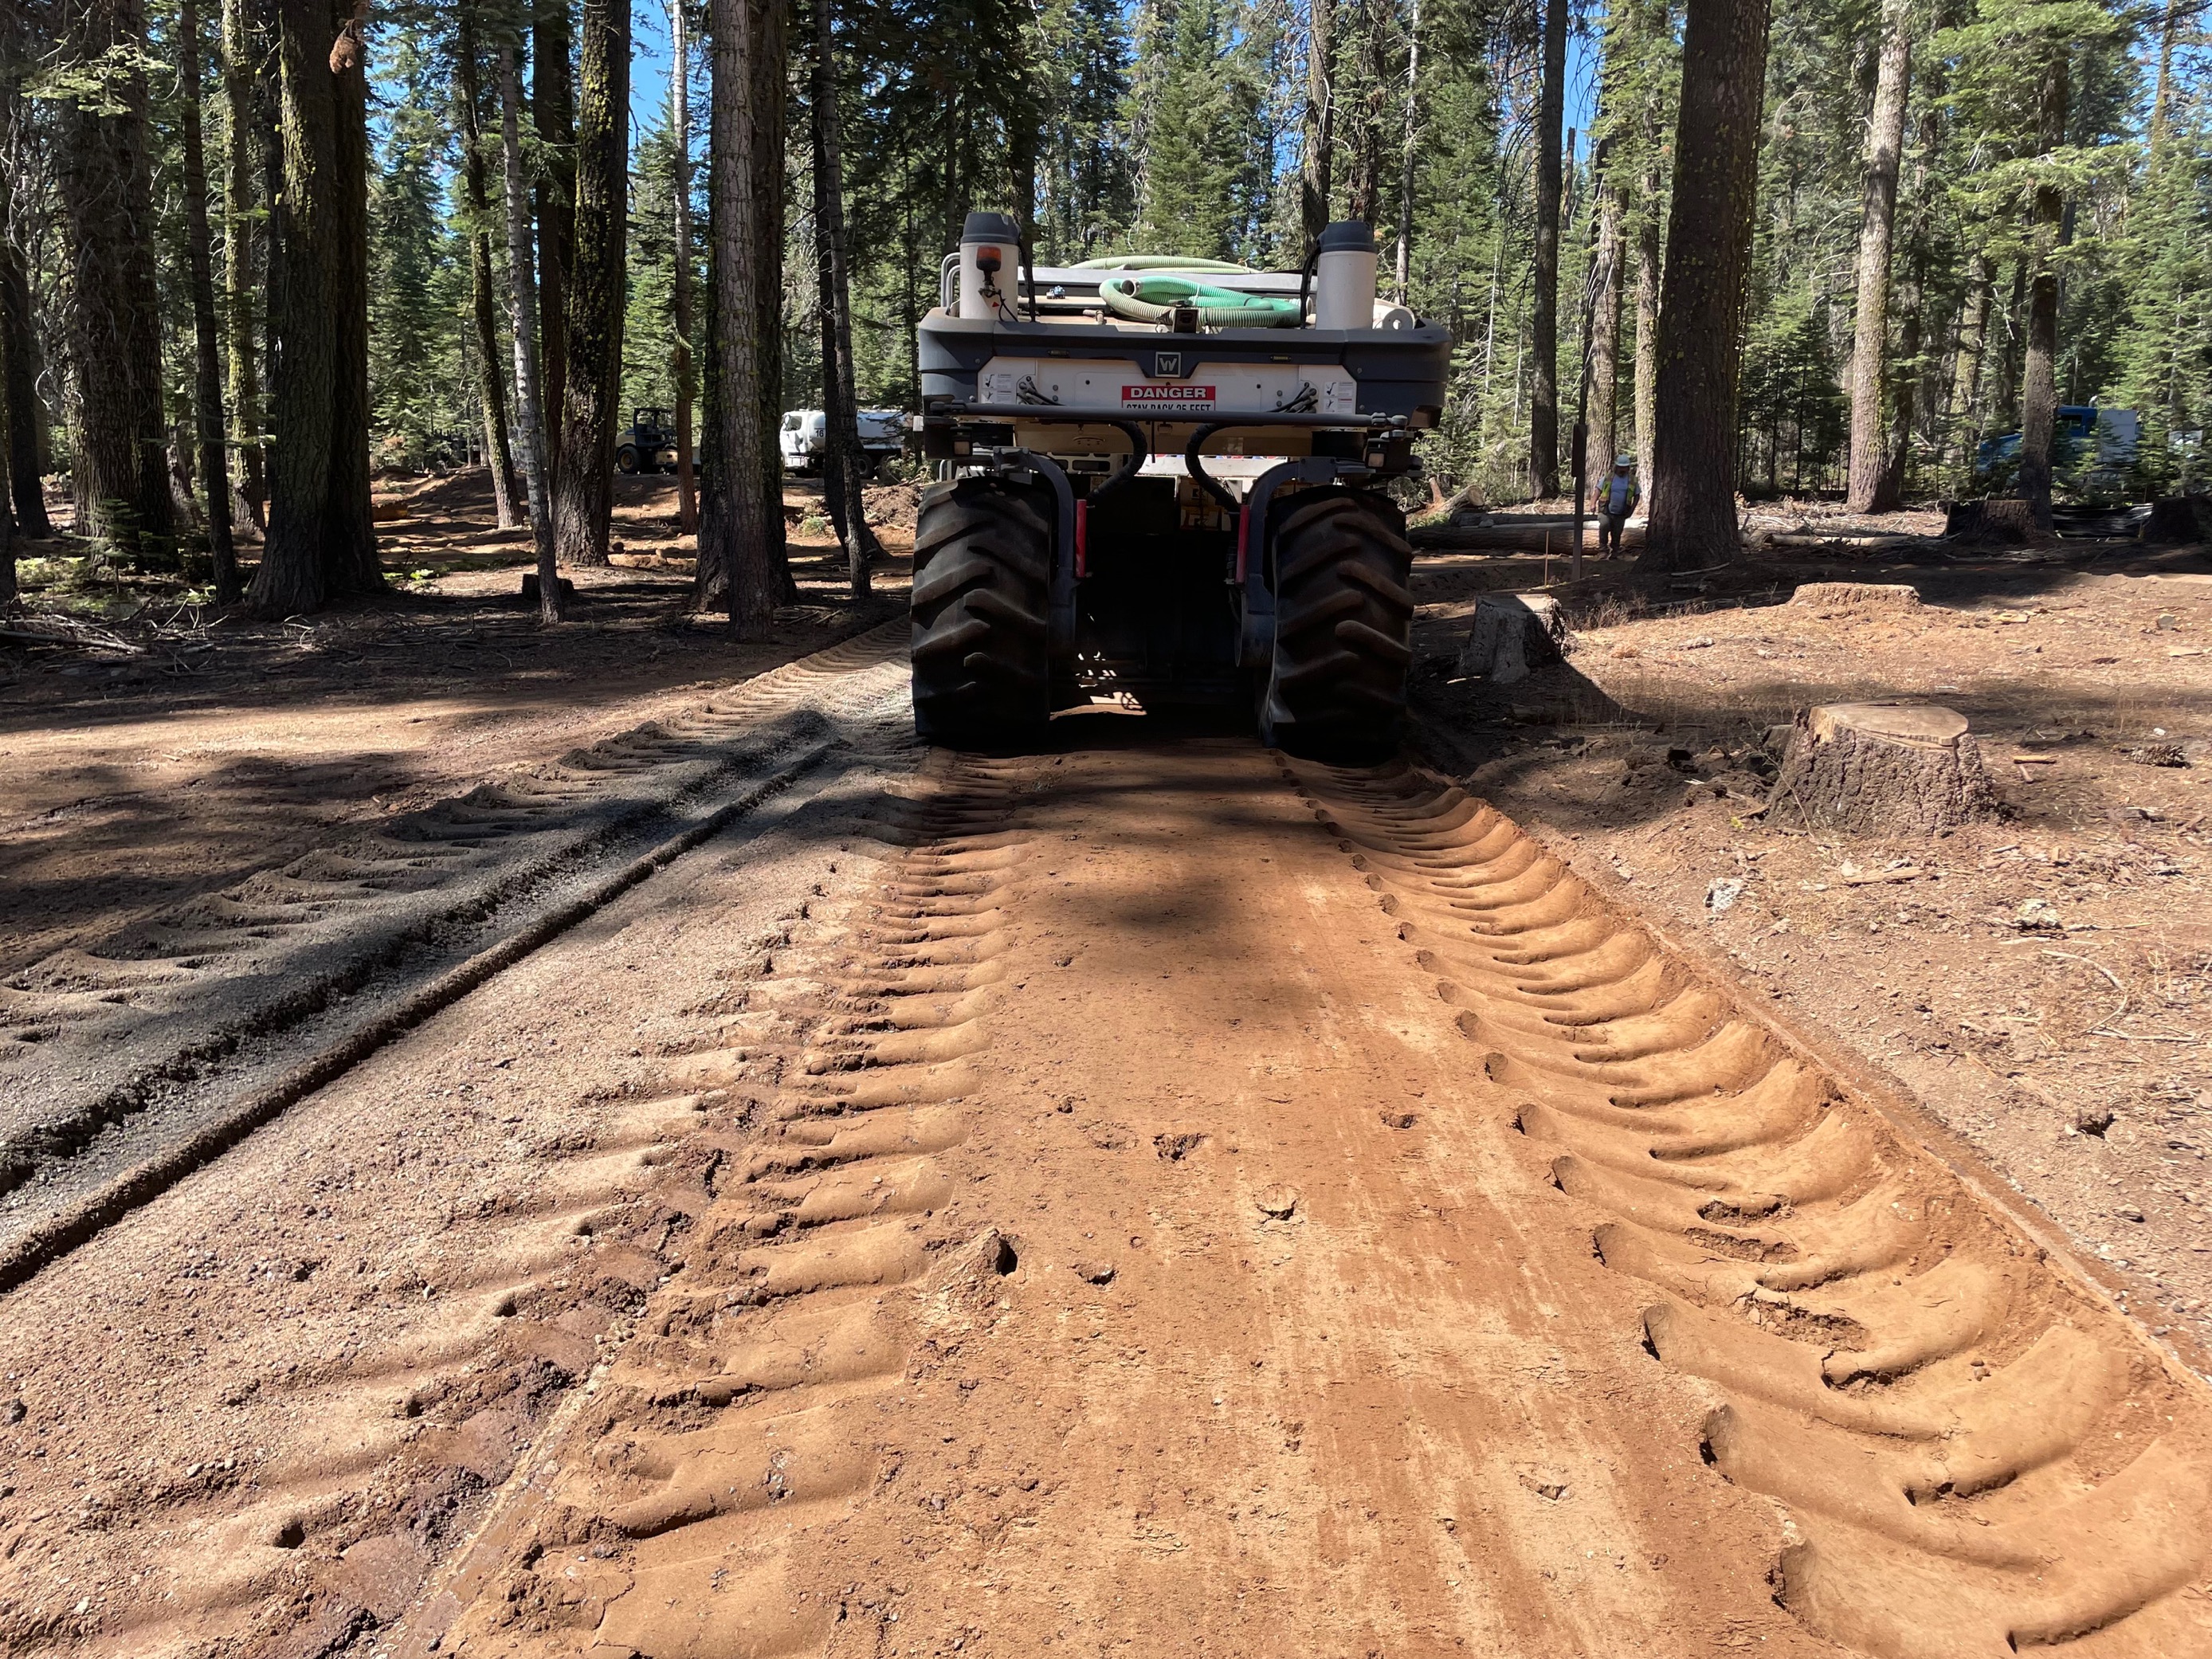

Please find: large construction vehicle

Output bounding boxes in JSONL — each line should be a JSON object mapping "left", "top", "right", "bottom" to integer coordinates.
{"left": 911, "top": 213, "right": 1449, "bottom": 757}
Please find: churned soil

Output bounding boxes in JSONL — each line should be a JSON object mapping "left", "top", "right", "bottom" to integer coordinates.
{"left": 1407, "top": 512, "right": 2212, "bottom": 1366}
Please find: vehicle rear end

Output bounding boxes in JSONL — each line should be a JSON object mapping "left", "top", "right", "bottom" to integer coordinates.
{"left": 910, "top": 213, "right": 1448, "bottom": 757}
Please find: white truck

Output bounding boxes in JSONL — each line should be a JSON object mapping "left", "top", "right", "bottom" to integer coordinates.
{"left": 777, "top": 408, "right": 907, "bottom": 476}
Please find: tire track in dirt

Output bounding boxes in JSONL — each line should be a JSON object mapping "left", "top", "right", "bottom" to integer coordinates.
{"left": 378, "top": 736, "right": 1826, "bottom": 1658}
{"left": 392, "top": 751, "right": 1035, "bottom": 1657}
{"left": 0, "top": 732, "right": 925, "bottom": 1657}
{"left": 0, "top": 625, "right": 908, "bottom": 1242}
{"left": 1295, "top": 757, "right": 2212, "bottom": 1658}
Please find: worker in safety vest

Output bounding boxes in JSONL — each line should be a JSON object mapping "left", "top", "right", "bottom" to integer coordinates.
{"left": 1598, "top": 455, "right": 1637, "bottom": 558}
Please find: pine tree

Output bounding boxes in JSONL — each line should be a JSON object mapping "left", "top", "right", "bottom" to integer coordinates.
{"left": 1843, "top": 0, "right": 1912, "bottom": 511}
{"left": 453, "top": 10, "right": 522, "bottom": 525}
{"left": 177, "top": 0, "right": 238, "bottom": 598}
{"left": 56, "top": 0, "right": 174, "bottom": 562}
{"left": 552, "top": 0, "right": 629, "bottom": 566}
{"left": 1133, "top": 0, "right": 1263, "bottom": 258}
{"left": 1033, "top": 0, "right": 1135, "bottom": 260}
{"left": 1641, "top": 0, "right": 1773, "bottom": 569}
{"left": 249, "top": 0, "right": 378, "bottom": 613}
{"left": 220, "top": 0, "right": 265, "bottom": 528}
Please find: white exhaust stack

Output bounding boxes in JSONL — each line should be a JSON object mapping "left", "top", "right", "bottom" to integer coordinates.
{"left": 1313, "top": 221, "right": 1379, "bottom": 331}
{"left": 959, "top": 210, "right": 1022, "bottom": 321}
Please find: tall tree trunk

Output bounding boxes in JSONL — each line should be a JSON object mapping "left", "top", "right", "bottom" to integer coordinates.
{"left": 2148, "top": 0, "right": 2185, "bottom": 170}
{"left": 256, "top": 6, "right": 284, "bottom": 502}
{"left": 1843, "top": 0, "right": 1911, "bottom": 512}
{"left": 249, "top": 0, "right": 379, "bottom": 613}
{"left": 327, "top": 0, "right": 375, "bottom": 593}
{"left": 1950, "top": 245, "right": 1990, "bottom": 464}
{"left": 751, "top": 0, "right": 793, "bottom": 602}
{"left": 1877, "top": 75, "right": 1943, "bottom": 507}
{"left": 178, "top": 0, "right": 241, "bottom": 600}
{"left": 1300, "top": 0, "right": 1332, "bottom": 247}
{"left": 1993, "top": 256, "right": 2026, "bottom": 425}
{"left": 670, "top": 0, "right": 697, "bottom": 535}
{"left": 57, "top": 0, "right": 172, "bottom": 562}
{"left": 1391, "top": 0, "right": 1420, "bottom": 301}
{"left": 535, "top": 0, "right": 577, "bottom": 488}
{"left": 811, "top": 0, "right": 877, "bottom": 598}
{"left": 221, "top": 0, "right": 265, "bottom": 530}
{"left": 1879, "top": 247, "right": 1924, "bottom": 504}
{"left": 1638, "top": 0, "right": 1773, "bottom": 571}
{"left": 701, "top": 0, "right": 779, "bottom": 633}
{"left": 1005, "top": 0, "right": 1037, "bottom": 236}
{"left": 499, "top": 41, "right": 560, "bottom": 620}
{"left": 1588, "top": 138, "right": 1624, "bottom": 472}
{"left": 1633, "top": 149, "right": 1661, "bottom": 506}
{"left": 456, "top": 14, "right": 522, "bottom": 530}
{"left": 2018, "top": 47, "right": 2068, "bottom": 532}
{"left": 1528, "top": 0, "right": 1567, "bottom": 499}
{"left": 0, "top": 75, "right": 50, "bottom": 539}
{"left": 1342, "top": 0, "right": 1388, "bottom": 222}
{"left": 551, "top": 0, "right": 628, "bottom": 567}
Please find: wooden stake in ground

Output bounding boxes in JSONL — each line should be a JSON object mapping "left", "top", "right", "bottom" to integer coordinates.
{"left": 1766, "top": 703, "right": 1998, "bottom": 837}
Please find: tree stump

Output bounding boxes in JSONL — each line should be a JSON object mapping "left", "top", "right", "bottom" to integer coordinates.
{"left": 1786, "top": 581, "right": 1922, "bottom": 616}
{"left": 520, "top": 573, "right": 575, "bottom": 604}
{"left": 1765, "top": 703, "right": 1998, "bottom": 836}
{"left": 2141, "top": 496, "right": 2210, "bottom": 544}
{"left": 1943, "top": 498, "right": 2045, "bottom": 544}
{"left": 1457, "top": 592, "right": 1567, "bottom": 684}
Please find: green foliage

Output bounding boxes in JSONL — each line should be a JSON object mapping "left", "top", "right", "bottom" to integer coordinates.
{"left": 624, "top": 108, "right": 697, "bottom": 418}
{"left": 33, "top": 0, "right": 2212, "bottom": 524}
{"left": 369, "top": 29, "right": 465, "bottom": 468}
{"left": 1031, "top": 0, "right": 1137, "bottom": 260}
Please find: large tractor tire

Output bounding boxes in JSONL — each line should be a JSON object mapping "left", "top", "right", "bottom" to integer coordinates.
{"left": 910, "top": 476, "right": 1055, "bottom": 747}
{"left": 1258, "top": 487, "right": 1415, "bottom": 759}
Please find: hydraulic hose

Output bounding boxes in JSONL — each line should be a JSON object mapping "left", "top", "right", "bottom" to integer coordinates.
{"left": 1184, "top": 425, "right": 1242, "bottom": 520}
{"left": 1090, "top": 421, "right": 1151, "bottom": 503}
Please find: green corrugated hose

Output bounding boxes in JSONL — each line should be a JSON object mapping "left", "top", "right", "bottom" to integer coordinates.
{"left": 1096, "top": 273, "right": 1304, "bottom": 329}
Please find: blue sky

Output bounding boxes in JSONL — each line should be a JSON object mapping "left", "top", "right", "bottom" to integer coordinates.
{"left": 621, "top": 2, "right": 1605, "bottom": 210}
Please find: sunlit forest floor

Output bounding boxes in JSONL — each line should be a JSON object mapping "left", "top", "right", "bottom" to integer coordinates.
{"left": 1410, "top": 510, "right": 2212, "bottom": 1365}
{"left": 0, "top": 471, "right": 912, "bottom": 978}
{"left": 8, "top": 472, "right": 2212, "bottom": 1363}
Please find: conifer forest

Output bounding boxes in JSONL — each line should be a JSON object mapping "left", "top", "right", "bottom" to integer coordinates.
{"left": 5, "top": 0, "right": 2210, "bottom": 611}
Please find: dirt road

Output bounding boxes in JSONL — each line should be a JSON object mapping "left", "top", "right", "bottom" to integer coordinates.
{"left": 5, "top": 641, "right": 2210, "bottom": 1657}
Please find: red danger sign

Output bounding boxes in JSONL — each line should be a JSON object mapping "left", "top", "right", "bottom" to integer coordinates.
{"left": 1122, "top": 384, "right": 1216, "bottom": 404}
